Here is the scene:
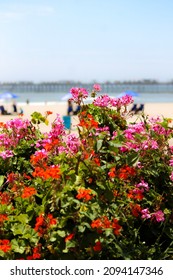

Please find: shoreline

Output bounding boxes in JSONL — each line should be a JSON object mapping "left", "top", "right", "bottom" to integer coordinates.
{"left": 1, "top": 102, "right": 173, "bottom": 133}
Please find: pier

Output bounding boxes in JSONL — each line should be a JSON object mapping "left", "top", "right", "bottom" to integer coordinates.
{"left": 1, "top": 82, "right": 173, "bottom": 93}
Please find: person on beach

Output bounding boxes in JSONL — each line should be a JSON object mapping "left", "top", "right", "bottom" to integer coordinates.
{"left": 0, "top": 105, "right": 7, "bottom": 115}
{"left": 130, "top": 103, "right": 144, "bottom": 114}
{"left": 74, "top": 104, "right": 81, "bottom": 115}
{"left": 12, "top": 102, "right": 18, "bottom": 114}
{"left": 67, "top": 99, "right": 73, "bottom": 115}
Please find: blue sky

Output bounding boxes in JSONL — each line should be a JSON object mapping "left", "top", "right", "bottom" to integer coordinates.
{"left": 0, "top": 0, "right": 173, "bottom": 82}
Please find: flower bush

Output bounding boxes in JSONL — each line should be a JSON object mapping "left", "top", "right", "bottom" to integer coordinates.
{"left": 0, "top": 85, "right": 173, "bottom": 260}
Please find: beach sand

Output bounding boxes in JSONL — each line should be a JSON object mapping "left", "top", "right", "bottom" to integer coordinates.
{"left": 1, "top": 102, "right": 173, "bottom": 133}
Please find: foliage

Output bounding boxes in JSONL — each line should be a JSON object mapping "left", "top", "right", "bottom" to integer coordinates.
{"left": 0, "top": 85, "right": 173, "bottom": 260}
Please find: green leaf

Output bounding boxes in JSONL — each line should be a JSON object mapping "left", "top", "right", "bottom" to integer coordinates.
{"left": 109, "top": 141, "right": 122, "bottom": 148}
{"left": 11, "top": 239, "right": 25, "bottom": 254}
{"left": 57, "top": 230, "right": 66, "bottom": 238}
{"left": 78, "top": 225, "right": 85, "bottom": 232}
{"left": 23, "top": 228, "right": 39, "bottom": 243}
{"left": 66, "top": 240, "right": 76, "bottom": 248}
{"left": 75, "top": 175, "right": 83, "bottom": 186}
{"left": 0, "top": 250, "right": 5, "bottom": 257}
{"left": 96, "top": 181, "right": 106, "bottom": 190}
{"left": 126, "top": 152, "right": 139, "bottom": 166}
{"left": 16, "top": 214, "right": 29, "bottom": 224}
{"left": 0, "top": 175, "right": 4, "bottom": 187}
{"left": 96, "top": 139, "right": 103, "bottom": 152}
{"left": 11, "top": 223, "right": 26, "bottom": 235}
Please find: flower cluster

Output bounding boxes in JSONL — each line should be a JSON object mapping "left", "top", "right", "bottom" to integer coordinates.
{"left": 0, "top": 85, "right": 173, "bottom": 260}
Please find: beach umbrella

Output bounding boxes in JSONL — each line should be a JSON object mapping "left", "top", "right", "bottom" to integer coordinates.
{"left": 117, "top": 90, "right": 139, "bottom": 98}
{"left": 61, "top": 93, "right": 72, "bottom": 101}
{"left": 0, "top": 92, "right": 19, "bottom": 99}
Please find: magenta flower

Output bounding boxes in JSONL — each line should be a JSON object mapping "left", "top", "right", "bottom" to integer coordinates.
{"left": 170, "top": 171, "right": 173, "bottom": 181}
{"left": 70, "top": 87, "right": 88, "bottom": 102}
{"left": 169, "top": 159, "right": 173, "bottom": 166}
{"left": 153, "top": 210, "right": 165, "bottom": 222}
{"left": 127, "top": 122, "right": 145, "bottom": 134}
{"left": 93, "top": 84, "right": 101, "bottom": 92}
{"left": 93, "top": 95, "right": 111, "bottom": 107}
{"left": 65, "top": 134, "right": 80, "bottom": 154}
{"left": 141, "top": 208, "right": 151, "bottom": 220}
{"left": 121, "top": 95, "right": 133, "bottom": 106}
{"left": 0, "top": 150, "right": 14, "bottom": 159}
{"left": 136, "top": 180, "right": 149, "bottom": 191}
{"left": 6, "top": 118, "right": 30, "bottom": 130}
{"left": 150, "top": 140, "right": 158, "bottom": 149}
{"left": 49, "top": 114, "right": 65, "bottom": 138}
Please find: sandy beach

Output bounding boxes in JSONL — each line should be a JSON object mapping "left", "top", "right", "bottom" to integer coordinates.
{"left": 1, "top": 102, "right": 173, "bottom": 133}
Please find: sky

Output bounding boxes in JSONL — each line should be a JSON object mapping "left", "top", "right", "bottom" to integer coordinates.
{"left": 0, "top": 0, "right": 173, "bottom": 83}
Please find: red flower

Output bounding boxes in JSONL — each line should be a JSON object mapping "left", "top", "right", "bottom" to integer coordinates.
{"left": 76, "top": 188, "right": 95, "bottom": 201}
{"left": 108, "top": 167, "right": 116, "bottom": 178}
{"left": 91, "top": 216, "right": 122, "bottom": 236}
{"left": 93, "top": 241, "right": 102, "bottom": 252}
{"left": 0, "top": 192, "right": 11, "bottom": 204}
{"left": 21, "top": 187, "right": 37, "bottom": 198}
{"left": 47, "top": 214, "right": 57, "bottom": 225}
{"left": 43, "top": 139, "right": 59, "bottom": 151}
{"left": 112, "top": 219, "right": 122, "bottom": 235}
{"left": 93, "top": 157, "right": 100, "bottom": 166}
{"left": 23, "top": 173, "right": 31, "bottom": 180}
{"left": 130, "top": 203, "right": 142, "bottom": 217}
{"left": 118, "top": 165, "right": 136, "bottom": 180}
{"left": 34, "top": 214, "right": 46, "bottom": 236}
{"left": 127, "top": 189, "right": 144, "bottom": 201}
{"left": 78, "top": 114, "right": 99, "bottom": 129}
{"left": 65, "top": 233, "right": 74, "bottom": 242}
{"left": 34, "top": 213, "right": 57, "bottom": 236}
{"left": 45, "top": 111, "right": 53, "bottom": 115}
{"left": 32, "top": 245, "right": 42, "bottom": 259}
{"left": 0, "top": 214, "right": 8, "bottom": 223}
{"left": 91, "top": 218, "right": 102, "bottom": 229}
{"left": 7, "top": 172, "right": 17, "bottom": 183}
{"left": 0, "top": 239, "right": 11, "bottom": 253}
{"left": 27, "top": 244, "right": 42, "bottom": 260}
{"left": 32, "top": 165, "right": 61, "bottom": 180}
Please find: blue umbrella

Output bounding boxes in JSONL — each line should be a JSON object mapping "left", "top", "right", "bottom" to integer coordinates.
{"left": 0, "top": 92, "right": 19, "bottom": 99}
{"left": 117, "top": 90, "right": 139, "bottom": 98}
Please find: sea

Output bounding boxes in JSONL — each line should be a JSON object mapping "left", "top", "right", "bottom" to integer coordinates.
{"left": 1, "top": 85, "right": 173, "bottom": 105}
{"left": 9, "top": 92, "right": 173, "bottom": 105}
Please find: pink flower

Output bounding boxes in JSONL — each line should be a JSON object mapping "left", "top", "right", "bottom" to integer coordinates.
{"left": 170, "top": 171, "right": 173, "bottom": 181}
{"left": 111, "top": 131, "right": 117, "bottom": 140}
{"left": 141, "top": 208, "right": 151, "bottom": 219}
{"left": 93, "top": 95, "right": 110, "bottom": 107}
{"left": 169, "top": 159, "right": 173, "bottom": 166}
{"left": 6, "top": 118, "right": 30, "bottom": 130}
{"left": 127, "top": 123, "right": 145, "bottom": 134}
{"left": 65, "top": 133, "right": 80, "bottom": 154}
{"left": 150, "top": 140, "right": 158, "bottom": 149}
{"left": 153, "top": 210, "right": 165, "bottom": 222}
{"left": 124, "top": 130, "right": 134, "bottom": 140}
{"left": 121, "top": 95, "right": 133, "bottom": 106}
{"left": 110, "top": 98, "right": 122, "bottom": 107}
{"left": 93, "top": 84, "right": 101, "bottom": 92}
{"left": 49, "top": 114, "right": 65, "bottom": 138}
{"left": 136, "top": 162, "right": 143, "bottom": 169}
{"left": 70, "top": 87, "right": 88, "bottom": 102}
{"left": 136, "top": 180, "right": 149, "bottom": 191}
{"left": 0, "top": 150, "right": 14, "bottom": 159}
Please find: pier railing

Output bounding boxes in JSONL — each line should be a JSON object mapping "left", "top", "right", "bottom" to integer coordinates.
{"left": 1, "top": 83, "right": 173, "bottom": 93}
